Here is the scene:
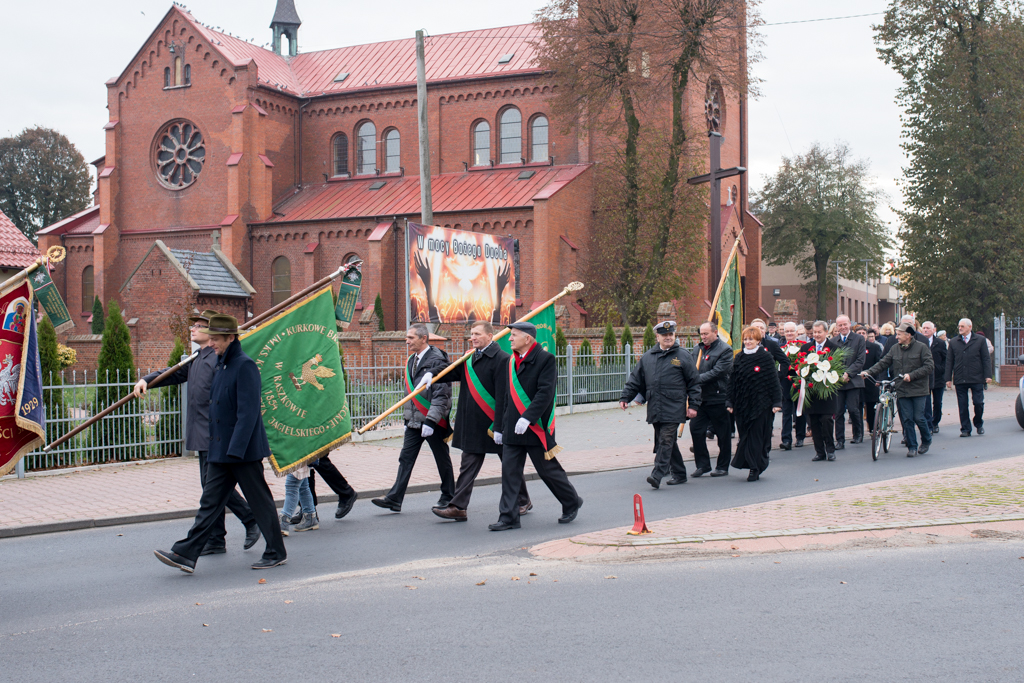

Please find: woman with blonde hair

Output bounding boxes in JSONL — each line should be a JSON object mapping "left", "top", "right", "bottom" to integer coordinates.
{"left": 727, "top": 326, "right": 783, "bottom": 481}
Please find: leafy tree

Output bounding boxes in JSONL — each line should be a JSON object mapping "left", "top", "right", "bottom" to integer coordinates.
{"left": 620, "top": 325, "right": 634, "bottom": 357}
{"left": 91, "top": 296, "right": 105, "bottom": 334}
{"left": 578, "top": 338, "right": 595, "bottom": 366}
{"left": 643, "top": 322, "right": 657, "bottom": 351}
{"left": 0, "top": 127, "right": 92, "bottom": 242}
{"left": 94, "top": 301, "right": 144, "bottom": 460}
{"left": 753, "top": 143, "right": 889, "bottom": 320}
{"left": 155, "top": 339, "right": 186, "bottom": 455}
{"left": 555, "top": 325, "right": 568, "bottom": 365}
{"left": 373, "top": 293, "right": 385, "bottom": 331}
{"left": 876, "top": 0, "right": 1024, "bottom": 328}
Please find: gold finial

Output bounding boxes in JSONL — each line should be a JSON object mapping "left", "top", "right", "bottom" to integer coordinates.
{"left": 46, "top": 246, "right": 66, "bottom": 263}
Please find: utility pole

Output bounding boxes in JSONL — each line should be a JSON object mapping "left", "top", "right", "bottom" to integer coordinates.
{"left": 415, "top": 30, "right": 433, "bottom": 226}
{"left": 829, "top": 260, "right": 846, "bottom": 321}
{"left": 859, "top": 259, "right": 873, "bottom": 324}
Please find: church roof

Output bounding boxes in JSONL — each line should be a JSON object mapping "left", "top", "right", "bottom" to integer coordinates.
{"left": 271, "top": 0, "right": 301, "bottom": 26}
{"left": 36, "top": 205, "right": 101, "bottom": 237}
{"left": 121, "top": 241, "right": 254, "bottom": 298}
{"left": 0, "top": 209, "right": 40, "bottom": 269}
{"left": 258, "top": 164, "right": 591, "bottom": 224}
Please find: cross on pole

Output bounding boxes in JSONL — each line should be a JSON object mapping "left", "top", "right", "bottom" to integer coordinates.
{"left": 687, "top": 131, "right": 746, "bottom": 297}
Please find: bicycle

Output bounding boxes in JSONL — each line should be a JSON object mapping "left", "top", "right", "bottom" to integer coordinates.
{"left": 866, "top": 376, "right": 900, "bottom": 461}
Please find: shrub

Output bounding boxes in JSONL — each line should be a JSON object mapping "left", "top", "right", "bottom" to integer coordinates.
{"left": 57, "top": 344, "right": 77, "bottom": 369}
{"left": 620, "top": 325, "right": 634, "bottom": 357}
{"left": 373, "top": 293, "right": 385, "bottom": 331}
{"left": 93, "top": 301, "right": 144, "bottom": 460}
{"left": 601, "top": 322, "right": 617, "bottom": 365}
{"left": 91, "top": 296, "right": 105, "bottom": 334}
{"left": 578, "top": 338, "right": 594, "bottom": 366}
{"left": 38, "top": 316, "right": 64, "bottom": 444}
{"left": 155, "top": 339, "right": 186, "bottom": 455}
{"left": 555, "top": 326, "right": 568, "bottom": 365}
{"left": 643, "top": 323, "right": 656, "bottom": 351}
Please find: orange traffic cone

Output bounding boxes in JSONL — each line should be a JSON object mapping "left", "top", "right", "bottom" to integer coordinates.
{"left": 626, "top": 493, "right": 652, "bottom": 535}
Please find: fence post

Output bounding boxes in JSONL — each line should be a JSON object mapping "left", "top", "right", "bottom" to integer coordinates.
{"left": 566, "top": 344, "right": 574, "bottom": 414}
{"left": 625, "top": 343, "right": 631, "bottom": 379}
{"left": 15, "top": 456, "right": 25, "bottom": 478}
{"left": 993, "top": 314, "right": 1002, "bottom": 384}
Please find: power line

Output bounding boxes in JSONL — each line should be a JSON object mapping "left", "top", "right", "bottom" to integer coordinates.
{"left": 761, "top": 12, "right": 884, "bottom": 28}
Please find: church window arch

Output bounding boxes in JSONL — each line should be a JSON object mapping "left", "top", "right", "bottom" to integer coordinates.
{"left": 332, "top": 133, "right": 349, "bottom": 176}
{"left": 529, "top": 115, "right": 549, "bottom": 163}
{"left": 384, "top": 128, "right": 400, "bottom": 173}
{"left": 472, "top": 120, "right": 490, "bottom": 167}
{"left": 356, "top": 121, "right": 376, "bottom": 175}
{"left": 82, "top": 266, "right": 94, "bottom": 314}
{"left": 499, "top": 107, "right": 522, "bottom": 164}
{"left": 271, "top": 257, "right": 291, "bottom": 305}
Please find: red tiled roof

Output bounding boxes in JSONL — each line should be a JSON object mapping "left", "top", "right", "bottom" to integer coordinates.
{"left": 0, "top": 210, "right": 40, "bottom": 269}
{"left": 260, "top": 165, "right": 590, "bottom": 224}
{"left": 37, "top": 205, "right": 101, "bottom": 237}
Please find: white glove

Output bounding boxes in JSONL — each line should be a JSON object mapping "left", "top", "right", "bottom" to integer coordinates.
{"left": 493, "top": 431, "right": 503, "bottom": 445}
{"left": 416, "top": 372, "right": 433, "bottom": 390}
{"left": 515, "top": 417, "right": 530, "bottom": 435}
{"left": 421, "top": 423, "right": 434, "bottom": 438}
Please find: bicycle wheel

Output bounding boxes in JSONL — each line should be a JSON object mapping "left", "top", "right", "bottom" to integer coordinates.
{"left": 871, "top": 406, "right": 885, "bottom": 461}
{"left": 882, "top": 400, "right": 893, "bottom": 453}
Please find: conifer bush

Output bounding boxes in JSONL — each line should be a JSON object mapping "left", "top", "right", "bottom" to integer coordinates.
{"left": 93, "top": 301, "right": 144, "bottom": 461}
{"left": 643, "top": 323, "right": 656, "bottom": 351}
{"left": 91, "top": 297, "right": 105, "bottom": 334}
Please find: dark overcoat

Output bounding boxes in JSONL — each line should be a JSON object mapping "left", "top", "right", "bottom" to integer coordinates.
{"left": 944, "top": 334, "right": 991, "bottom": 385}
{"left": 926, "top": 336, "right": 948, "bottom": 389}
{"left": 445, "top": 342, "right": 508, "bottom": 454}
{"left": 830, "top": 332, "right": 867, "bottom": 389}
{"left": 795, "top": 339, "right": 840, "bottom": 414}
{"left": 622, "top": 341, "right": 702, "bottom": 423}
{"left": 688, "top": 338, "right": 732, "bottom": 406}
{"left": 495, "top": 344, "right": 558, "bottom": 450}
{"left": 207, "top": 339, "right": 271, "bottom": 464}
{"left": 144, "top": 345, "right": 217, "bottom": 451}
{"left": 402, "top": 345, "right": 453, "bottom": 433}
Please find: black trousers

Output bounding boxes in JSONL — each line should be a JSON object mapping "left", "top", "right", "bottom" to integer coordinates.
{"left": 198, "top": 450, "right": 255, "bottom": 549}
{"left": 690, "top": 403, "right": 732, "bottom": 471}
{"left": 650, "top": 422, "right": 686, "bottom": 482}
{"left": 171, "top": 460, "right": 286, "bottom": 563}
{"left": 835, "top": 389, "right": 863, "bottom": 442}
{"left": 385, "top": 427, "right": 455, "bottom": 505}
{"left": 931, "top": 386, "right": 945, "bottom": 428}
{"left": 498, "top": 444, "right": 579, "bottom": 524}
{"left": 864, "top": 387, "right": 879, "bottom": 432}
{"left": 807, "top": 413, "right": 835, "bottom": 456}
{"left": 780, "top": 394, "right": 806, "bottom": 445}
{"left": 308, "top": 453, "right": 356, "bottom": 507}
{"left": 449, "top": 450, "right": 529, "bottom": 510}
{"left": 955, "top": 383, "right": 985, "bottom": 434}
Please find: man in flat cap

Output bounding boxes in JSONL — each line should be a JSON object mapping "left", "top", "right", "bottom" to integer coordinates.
{"left": 621, "top": 320, "right": 701, "bottom": 488}
{"left": 154, "top": 314, "right": 286, "bottom": 572}
{"left": 135, "top": 310, "right": 260, "bottom": 556}
{"left": 489, "top": 321, "right": 582, "bottom": 531}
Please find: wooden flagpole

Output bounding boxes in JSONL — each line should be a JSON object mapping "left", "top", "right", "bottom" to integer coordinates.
{"left": 357, "top": 281, "right": 585, "bottom": 435}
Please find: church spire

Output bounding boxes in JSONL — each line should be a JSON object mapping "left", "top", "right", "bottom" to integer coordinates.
{"left": 270, "top": 0, "right": 301, "bottom": 57}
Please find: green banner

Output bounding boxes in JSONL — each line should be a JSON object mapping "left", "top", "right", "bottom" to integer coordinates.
{"left": 498, "top": 304, "right": 556, "bottom": 354}
{"left": 714, "top": 252, "right": 743, "bottom": 350}
{"left": 334, "top": 264, "right": 362, "bottom": 328}
{"left": 30, "top": 268, "right": 74, "bottom": 334}
{"left": 240, "top": 286, "right": 351, "bottom": 474}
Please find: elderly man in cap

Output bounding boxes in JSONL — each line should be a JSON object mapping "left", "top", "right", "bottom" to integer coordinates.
{"left": 863, "top": 321, "right": 934, "bottom": 457}
{"left": 621, "top": 320, "right": 700, "bottom": 488}
{"left": 489, "top": 321, "right": 582, "bottom": 531}
{"left": 154, "top": 314, "right": 286, "bottom": 572}
{"left": 135, "top": 310, "right": 260, "bottom": 556}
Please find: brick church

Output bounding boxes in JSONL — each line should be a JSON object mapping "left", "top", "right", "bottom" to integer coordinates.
{"left": 38, "top": 1, "right": 761, "bottom": 369}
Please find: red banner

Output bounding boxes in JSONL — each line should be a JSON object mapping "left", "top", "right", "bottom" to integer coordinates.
{"left": 0, "top": 280, "right": 45, "bottom": 476}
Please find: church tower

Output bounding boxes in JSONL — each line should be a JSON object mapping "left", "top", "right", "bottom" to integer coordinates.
{"left": 270, "top": 0, "right": 301, "bottom": 56}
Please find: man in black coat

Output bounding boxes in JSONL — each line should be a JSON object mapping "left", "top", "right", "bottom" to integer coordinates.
{"left": 432, "top": 320, "right": 529, "bottom": 521}
{"left": 945, "top": 318, "right": 992, "bottom": 436}
{"left": 489, "top": 322, "right": 582, "bottom": 531}
{"left": 136, "top": 309, "right": 260, "bottom": 556}
{"left": 831, "top": 315, "right": 867, "bottom": 448}
{"left": 372, "top": 323, "right": 454, "bottom": 512}
{"left": 798, "top": 321, "right": 840, "bottom": 461}
{"left": 858, "top": 326, "right": 884, "bottom": 432}
{"left": 685, "top": 321, "right": 733, "bottom": 477}
{"left": 921, "top": 321, "right": 947, "bottom": 434}
{"left": 620, "top": 320, "right": 701, "bottom": 488}
{"left": 155, "top": 314, "right": 286, "bottom": 573}
{"left": 777, "top": 322, "right": 806, "bottom": 449}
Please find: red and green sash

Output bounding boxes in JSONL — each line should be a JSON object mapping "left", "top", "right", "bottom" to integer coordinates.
{"left": 507, "top": 356, "right": 558, "bottom": 458}
{"left": 465, "top": 354, "right": 496, "bottom": 437}
{"left": 406, "top": 360, "right": 448, "bottom": 429}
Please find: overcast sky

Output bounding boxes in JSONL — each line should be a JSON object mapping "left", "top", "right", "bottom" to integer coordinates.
{"left": 4, "top": 0, "right": 902, "bottom": 226}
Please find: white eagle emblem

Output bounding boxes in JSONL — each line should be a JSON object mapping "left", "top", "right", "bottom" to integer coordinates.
{"left": 0, "top": 354, "right": 21, "bottom": 406}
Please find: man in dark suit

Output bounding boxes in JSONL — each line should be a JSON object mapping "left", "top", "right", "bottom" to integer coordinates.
{"left": 685, "top": 321, "right": 732, "bottom": 477}
{"left": 154, "top": 314, "right": 286, "bottom": 573}
{"left": 372, "top": 323, "right": 454, "bottom": 512}
{"left": 489, "top": 321, "right": 582, "bottom": 531}
{"left": 778, "top": 322, "right": 806, "bottom": 449}
{"left": 921, "top": 321, "right": 947, "bottom": 434}
{"left": 797, "top": 321, "right": 840, "bottom": 461}
{"left": 432, "top": 320, "right": 529, "bottom": 521}
{"left": 945, "top": 318, "right": 992, "bottom": 436}
{"left": 857, "top": 326, "right": 884, "bottom": 432}
{"left": 831, "top": 315, "right": 867, "bottom": 448}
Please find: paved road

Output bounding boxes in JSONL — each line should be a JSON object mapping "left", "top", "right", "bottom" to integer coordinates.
{"left": 2, "top": 415, "right": 1022, "bottom": 681}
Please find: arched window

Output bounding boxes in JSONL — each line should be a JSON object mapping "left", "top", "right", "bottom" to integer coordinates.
{"left": 81, "top": 266, "right": 94, "bottom": 314}
{"left": 473, "top": 121, "right": 490, "bottom": 167}
{"left": 357, "top": 121, "right": 376, "bottom": 175}
{"left": 184, "top": 64, "right": 191, "bottom": 86}
{"left": 499, "top": 108, "right": 522, "bottom": 164}
{"left": 164, "top": 67, "right": 171, "bottom": 88}
{"left": 384, "top": 129, "right": 400, "bottom": 173}
{"left": 174, "top": 57, "right": 183, "bottom": 86}
{"left": 332, "top": 134, "right": 349, "bottom": 176}
{"left": 271, "top": 257, "right": 291, "bottom": 305}
{"left": 530, "top": 115, "right": 549, "bottom": 163}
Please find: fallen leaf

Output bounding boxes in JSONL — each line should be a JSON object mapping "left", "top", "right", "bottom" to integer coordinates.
{"left": 258, "top": 578, "right": 267, "bottom": 584}
{"left": 529, "top": 572, "right": 537, "bottom": 576}
{"left": 840, "top": 581, "right": 847, "bottom": 585}
{"left": 731, "top": 554, "right": 740, "bottom": 558}
{"left": 730, "top": 545, "right": 739, "bottom": 550}
{"left": 203, "top": 623, "right": 209, "bottom": 627}
{"left": 262, "top": 629, "right": 273, "bottom": 632}
{"left": 476, "top": 580, "right": 486, "bottom": 586}
{"left": 604, "top": 575, "right": 617, "bottom": 579}
{"left": 405, "top": 586, "right": 417, "bottom": 590}
{"left": 412, "top": 576, "right": 424, "bottom": 580}
{"left": 511, "top": 576, "right": 520, "bottom": 581}
{"left": 774, "top": 562, "right": 781, "bottom": 565}
{"left": 195, "top": 602, "right": 203, "bottom": 606}
{"left": 814, "top": 479, "right": 819, "bottom": 482}
{"left": 553, "top": 579, "right": 558, "bottom": 582}
{"left": 117, "top": 534, "right": 123, "bottom": 537}
{"left": 284, "top": 600, "right": 293, "bottom": 604}
{"left": 331, "top": 634, "right": 341, "bottom": 638}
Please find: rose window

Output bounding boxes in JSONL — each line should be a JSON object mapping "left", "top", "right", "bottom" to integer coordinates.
{"left": 156, "top": 121, "right": 205, "bottom": 189}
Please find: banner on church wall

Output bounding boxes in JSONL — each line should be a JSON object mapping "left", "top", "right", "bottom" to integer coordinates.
{"left": 406, "top": 223, "right": 516, "bottom": 325}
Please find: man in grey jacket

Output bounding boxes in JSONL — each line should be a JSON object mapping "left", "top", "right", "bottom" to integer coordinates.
{"left": 134, "top": 310, "right": 260, "bottom": 555}
{"left": 372, "top": 323, "right": 455, "bottom": 512}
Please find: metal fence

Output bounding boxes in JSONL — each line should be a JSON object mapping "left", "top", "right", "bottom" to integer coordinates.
{"left": 992, "top": 313, "right": 1024, "bottom": 383}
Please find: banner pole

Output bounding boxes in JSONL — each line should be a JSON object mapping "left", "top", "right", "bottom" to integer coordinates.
{"left": 357, "top": 281, "right": 584, "bottom": 435}
{"left": 240, "top": 265, "right": 345, "bottom": 331}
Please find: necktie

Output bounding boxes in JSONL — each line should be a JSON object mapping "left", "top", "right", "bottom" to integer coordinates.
{"left": 841, "top": 336, "right": 847, "bottom": 343}
{"left": 473, "top": 350, "right": 482, "bottom": 361}
{"left": 817, "top": 344, "right": 823, "bottom": 353}
{"left": 412, "top": 355, "right": 419, "bottom": 375}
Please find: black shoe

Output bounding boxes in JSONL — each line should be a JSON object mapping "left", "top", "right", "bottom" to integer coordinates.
{"left": 200, "top": 544, "right": 226, "bottom": 556}
{"left": 252, "top": 557, "right": 287, "bottom": 569}
{"left": 706, "top": 429, "right": 716, "bottom": 440}
{"left": 335, "top": 492, "right": 357, "bottom": 519}
{"left": 243, "top": 524, "right": 261, "bottom": 550}
{"left": 851, "top": 436, "right": 863, "bottom": 445}
{"left": 826, "top": 452, "right": 836, "bottom": 461}
{"left": 977, "top": 426, "right": 985, "bottom": 435}
{"left": 709, "top": 469, "right": 729, "bottom": 477}
{"left": 747, "top": 469, "right": 760, "bottom": 482}
{"left": 918, "top": 442, "right": 930, "bottom": 455}
{"left": 371, "top": 496, "right": 401, "bottom": 512}
{"left": 900, "top": 437, "right": 906, "bottom": 445}
{"left": 960, "top": 431, "right": 971, "bottom": 437}
{"left": 667, "top": 476, "right": 687, "bottom": 485}
{"left": 558, "top": 498, "right": 583, "bottom": 524}
{"left": 779, "top": 442, "right": 792, "bottom": 451}
{"left": 488, "top": 520, "right": 521, "bottom": 531}
{"left": 906, "top": 450, "right": 917, "bottom": 458}
{"left": 812, "top": 454, "right": 826, "bottom": 462}
{"left": 795, "top": 439, "right": 805, "bottom": 448}
{"left": 691, "top": 467, "right": 711, "bottom": 477}
{"left": 835, "top": 441, "right": 845, "bottom": 450}
{"left": 436, "top": 498, "right": 452, "bottom": 508}
{"left": 154, "top": 549, "right": 195, "bottom": 573}
{"left": 932, "top": 425, "right": 940, "bottom": 434}
{"left": 646, "top": 475, "right": 660, "bottom": 490}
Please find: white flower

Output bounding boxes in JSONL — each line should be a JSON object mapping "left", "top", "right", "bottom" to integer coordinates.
{"left": 812, "top": 370, "right": 825, "bottom": 383}
{"left": 827, "top": 370, "right": 840, "bottom": 384}
{"left": 818, "top": 360, "right": 831, "bottom": 373}
{"left": 806, "top": 353, "right": 820, "bottom": 364}
{"left": 800, "top": 366, "right": 810, "bottom": 377}
{"left": 785, "top": 345, "right": 800, "bottom": 355}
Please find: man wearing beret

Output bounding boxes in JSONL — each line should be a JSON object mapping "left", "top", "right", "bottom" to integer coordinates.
{"left": 489, "top": 321, "right": 582, "bottom": 531}
{"left": 135, "top": 309, "right": 261, "bottom": 556}
{"left": 155, "top": 314, "right": 286, "bottom": 572}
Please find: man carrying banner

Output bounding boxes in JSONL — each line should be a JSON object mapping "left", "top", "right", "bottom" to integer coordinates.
{"left": 135, "top": 309, "right": 261, "bottom": 555}
{"left": 372, "top": 323, "right": 455, "bottom": 512}
{"left": 432, "top": 320, "right": 530, "bottom": 522}
{"left": 155, "top": 314, "right": 286, "bottom": 572}
{"left": 489, "top": 321, "right": 582, "bottom": 531}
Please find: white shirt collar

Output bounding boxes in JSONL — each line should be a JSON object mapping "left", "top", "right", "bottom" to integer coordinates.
{"left": 963, "top": 333, "right": 971, "bottom": 343}
{"left": 415, "top": 346, "right": 430, "bottom": 362}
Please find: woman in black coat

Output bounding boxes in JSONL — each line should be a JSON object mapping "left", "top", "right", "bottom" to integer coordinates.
{"left": 727, "top": 326, "right": 783, "bottom": 481}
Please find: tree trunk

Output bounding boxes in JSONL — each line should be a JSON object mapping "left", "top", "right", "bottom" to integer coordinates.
{"left": 814, "top": 249, "right": 830, "bottom": 321}
{"left": 614, "top": 86, "right": 643, "bottom": 327}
